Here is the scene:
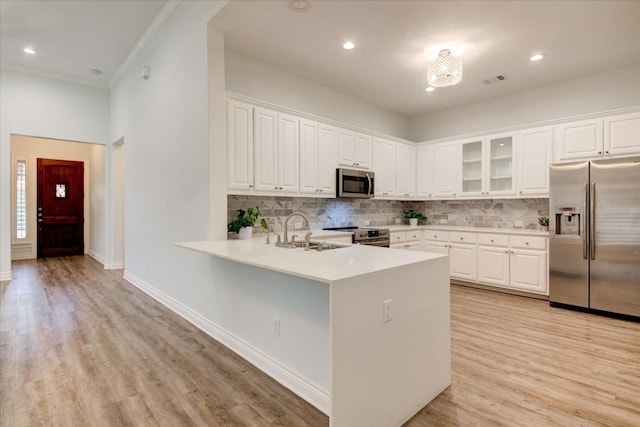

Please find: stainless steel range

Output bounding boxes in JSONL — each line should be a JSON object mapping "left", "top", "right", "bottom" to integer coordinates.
{"left": 323, "top": 226, "right": 390, "bottom": 247}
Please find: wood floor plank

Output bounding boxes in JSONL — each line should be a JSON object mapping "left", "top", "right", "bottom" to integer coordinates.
{"left": 2, "top": 256, "right": 639, "bottom": 426}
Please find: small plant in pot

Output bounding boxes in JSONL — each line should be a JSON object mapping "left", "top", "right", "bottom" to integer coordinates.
{"left": 404, "top": 210, "right": 428, "bottom": 227}
{"left": 227, "top": 207, "right": 268, "bottom": 240}
{"left": 538, "top": 216, "right": 549, "bottom": 231}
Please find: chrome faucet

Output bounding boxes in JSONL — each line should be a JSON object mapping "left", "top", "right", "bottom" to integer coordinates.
{"left": 283, "top": 212, "right": 309, "bottom": 244}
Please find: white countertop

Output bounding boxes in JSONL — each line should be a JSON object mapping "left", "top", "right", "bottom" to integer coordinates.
{"left": 384, "top": 224, "right": 549, "bottom": 237}
{"left": 176, "top": 239, "right": 446, "bottom": 284}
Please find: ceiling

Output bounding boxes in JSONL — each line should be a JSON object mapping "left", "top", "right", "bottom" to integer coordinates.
{"left": 0, "top": 0, "right": 168, "bottom": 86}
{"left": 2, "top": 1, "right": 639, "bottom": 116}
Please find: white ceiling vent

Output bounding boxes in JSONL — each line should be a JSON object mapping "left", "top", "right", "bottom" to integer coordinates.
{"left": 482, "top": 75, "right": 507, "bottom": 85}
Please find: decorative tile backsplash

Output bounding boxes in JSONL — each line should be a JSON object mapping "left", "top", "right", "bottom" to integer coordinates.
{"left": 228, "top": 195, "right": 549, "bottom": 232}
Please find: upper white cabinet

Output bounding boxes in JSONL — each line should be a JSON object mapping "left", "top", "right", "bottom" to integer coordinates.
{"left": 432, "top": 141, "right": 459, "bottom": 198}
{"left": 517, "top": 126, "right": 552, "bottom": 196}
{"left": 373, "top": 138, "right": 396, "bottom": 197}
{"left": 299, "top": 120, "right": 337, "bottom": 197}
{"left": 555, "top": 118, "right": 603, "bottom": 161}
{"left": 554, "top": 112, "right": 640, "bottom": 162}
{"left": 395, "top": 143, "right": 416, "bottom": 199}
{"left": 460, "top": 137, "right": 484, "bottom": 197}
{"left": 338, "top": 129, "right": 372, "bottom": 169}
{"left": 459, "top": 133, "right": 515, "bottom": 197}
{"left": 416, "top": 145, "right": 434, "bottom": 199}
{"left": 254, "top": 107, "right": 299, "bottom": 194}
{"left": 227, "top": 100, "right": 254, "bottom": 191}
{"left": 604, "top": 111, "right": 640, "bottom": 157}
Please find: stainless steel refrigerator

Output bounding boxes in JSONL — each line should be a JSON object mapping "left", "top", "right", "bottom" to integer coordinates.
{"left": 549, "top": 157, "right": 640, "bottom": 317}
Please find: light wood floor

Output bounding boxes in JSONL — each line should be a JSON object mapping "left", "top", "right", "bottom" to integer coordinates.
{"left": 1, "top": 256, "right": 639, "bottom": 426}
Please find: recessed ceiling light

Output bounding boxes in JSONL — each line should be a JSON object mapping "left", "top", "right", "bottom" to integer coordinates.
{"left": 530, "top": 54, "right": 544, "bottom": 62}
{"left": 288, "top": 0, "right": 310, "bottom": 12}
{"left": 425, "top": 87, "right": 435, "bottom": 92}
{"left": 343, "top": 41, "right": 355, "bottom": 50}
{"left": 23, "top": 47, "right": 36, "bottom": 55}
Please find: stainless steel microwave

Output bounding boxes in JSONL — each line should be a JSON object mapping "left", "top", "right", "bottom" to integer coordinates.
{"left": 336, "top": 168, "right": 375, "bottom": 198}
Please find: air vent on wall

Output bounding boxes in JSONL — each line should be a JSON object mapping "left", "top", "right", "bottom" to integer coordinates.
{"left": 482, "top": 75, "right": 507, "bottom": 85}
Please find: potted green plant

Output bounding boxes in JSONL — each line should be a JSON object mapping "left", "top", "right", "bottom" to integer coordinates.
{"left": 404, "top": 210, "right": 428, "bottom": 227}
{"left": 538, "top": 216, "right": 549, "bottom": 231}
{"left": 228, "top": 207, "right": 268, "bottom": 239}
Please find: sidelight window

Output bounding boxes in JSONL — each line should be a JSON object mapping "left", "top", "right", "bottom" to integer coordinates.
{"left": 16, "top": 159, "right": 27, "bottom": 239}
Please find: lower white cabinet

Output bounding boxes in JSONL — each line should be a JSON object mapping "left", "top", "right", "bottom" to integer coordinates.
{"left": 449, "top": 243, "right": 477, "bottom": 281}
{"left": 418, "top": 228, "right": 548, "bottom": 295}
{"left": 477, "top": 246, "right": 510, "bottom": 287}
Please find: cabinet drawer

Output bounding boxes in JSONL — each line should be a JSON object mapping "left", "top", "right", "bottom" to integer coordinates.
{"left": 449, "top": 231, "right": 477, "bottom": 244}
{"left": 390, "top": 232, "right": 406, "bottom": 244}
{"left": 406, "top": 230, "right": 423, "bottom": 242}
{"left": 477, "top": 233, "right": 509, "bottom": 247}
{"left": 424, "top": 231, "right": 449, "bottom": 242}
{"left": 510, "top": 235, "right": 546, "bottom": 250}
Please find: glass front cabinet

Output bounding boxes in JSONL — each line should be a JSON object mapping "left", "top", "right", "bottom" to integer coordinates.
{"left": 459, "top": 133, "right": 515, "bottom": 197}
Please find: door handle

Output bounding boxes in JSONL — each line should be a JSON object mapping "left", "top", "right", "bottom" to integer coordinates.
{"left": 583, "top": 183, "right": 588, "bottom": 260}
{"left": 590, "top": 182, "right": 596, "bottom": 260}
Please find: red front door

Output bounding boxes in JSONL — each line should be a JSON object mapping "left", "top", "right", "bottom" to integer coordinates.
{"left": 37, "top": 159, "right": 84, "bottom": 258}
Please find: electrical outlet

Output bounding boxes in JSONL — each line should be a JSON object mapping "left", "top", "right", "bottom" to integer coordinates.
{"left": 383, "top": 299, "right": 392, "bottom": 323}
{"left": 364, "top": 220, "right": 371, "bottom": 226}
{"left": 272, "top": 317, "right": 280, "bottom": 337}
{"left": 440, "top": 219, "right": 448, "bottom": 225}
{"left": 294, "top": 222, "right": 303, "bottom": 230}
{"left": 514, "top": 220, "right": 524, "bottom": 227}
{"left": 395, "top": 218, "right": 401, "bottom": 224}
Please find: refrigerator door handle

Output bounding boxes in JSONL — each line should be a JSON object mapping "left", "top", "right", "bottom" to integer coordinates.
{"left": 590, "top": 182, "right": 596, "bottom": 260}
{"left": 583, "top": 183, "right": 588, "bottom": 260}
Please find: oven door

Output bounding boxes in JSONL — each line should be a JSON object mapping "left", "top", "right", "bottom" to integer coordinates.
{"left": 337, "top": 168, "right": 375, "bottom": 198}
{"left": 356, "top": 240, "right": 390, "bottom": 248}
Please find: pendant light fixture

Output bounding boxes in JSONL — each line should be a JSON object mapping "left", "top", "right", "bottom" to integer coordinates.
{"left": 428, "top": 49, "right": 462, "bottom": 88}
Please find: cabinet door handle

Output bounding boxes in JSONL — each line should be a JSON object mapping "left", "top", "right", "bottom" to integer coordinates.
{"left": 598, "top": 151, "right": 602, "bottom": 154}
{"left": 248, "top": 185, "right": 253, "bottom": 188}
{"left": 605, "top": 150, "right": 609, "bottom": 154}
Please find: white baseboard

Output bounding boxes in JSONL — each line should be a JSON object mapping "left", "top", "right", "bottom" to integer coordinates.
{"left": 122, "top": 270, "right": 330, "bottom": 415}
{"left": 88, "top": 251, "right": 124, "bottom": 270}
{"left": 88, "top": 249, "right": 105, "bottom": 265}
{"left": 0, "top": 271, "right": 13, "bottom": 281}
{"left": 104, "top": 261, "right": 124, "bottom": 270}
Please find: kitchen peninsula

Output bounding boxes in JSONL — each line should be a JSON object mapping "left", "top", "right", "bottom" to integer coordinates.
{"left": 177, "top": 236, "right": 450, "bottom": 427}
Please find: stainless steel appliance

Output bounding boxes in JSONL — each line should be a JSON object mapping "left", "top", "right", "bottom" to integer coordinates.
{"left": 323, "top": 226, "right": 390, "bottom": 247}
{"left": 549, "top": 157, "right": 640, "bottom": 318}
{"left": 336, "top": 168, "right": 375, "bottom": 198}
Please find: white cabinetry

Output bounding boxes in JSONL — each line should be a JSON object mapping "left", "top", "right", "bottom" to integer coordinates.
{"left": 390, "top": 230, "right": 423, "bottom": 250}
{"left": 604, "top": 111, "right": 640, "bottom": 157}
{"left": 300, "top": 120, "right": 337, "bottom": 196}
{"left": 254, "top": 108, "right": 299, "bottom": 194}
{"left": 227, "top": 100, "right": 254, "bottom": 191}
{"left": 416, "top": 145, "right": 434, "bottom": 199}
{"left": 338, "top": 129, "right": 372, "bottom": 169}
{"left": 460, "top": 134, "right": 515, "bottom": 197}
{"left": 395, "top": 144, "right": 416, "bottom": 199}
{"left": 448, "top": 232, "right": 477, "bottom": 281}
{"left": 420, "top": 228, "right": 548, "bottom": 295}
{"left": 508, "top": 235, "right": 547, "bottom": 294}
{"left": 433, "top": 142, "right": 459, "bottom": 198}
{"left": 555, "top": 118, "right": 603, "bottom": 161}
{"left": 476, "top": 234, "right": 510, "bottom": 287}
{"left": 373, "top": 138, "right": 396, "bottom": 197}
{"left": 517, "top": 126, "right": 552, "bottom": 196}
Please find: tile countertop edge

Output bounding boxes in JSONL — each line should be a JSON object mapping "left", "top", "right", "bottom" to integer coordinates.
{"left": 385, "top": 224, "right": 549, "bottom": 236}
{"left": 175, "top": 240, "right": 447, "bottom": 284}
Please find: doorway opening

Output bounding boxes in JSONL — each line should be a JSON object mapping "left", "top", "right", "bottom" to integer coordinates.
{"left": 10, "top": 135, "right": 105, "bottom": 261}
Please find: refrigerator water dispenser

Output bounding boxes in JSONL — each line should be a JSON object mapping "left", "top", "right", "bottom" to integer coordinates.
{"left": 555, "top": 207, "right": 581, "bottom": 236}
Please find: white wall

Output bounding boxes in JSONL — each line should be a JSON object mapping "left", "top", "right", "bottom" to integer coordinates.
{"left": 10, "top": 135, "right": 105, "bottom": 260}
{"left": 225, "top": 49, "right": 412, "bottom": 140}
{"left": 110, "top": 0, "right": 228, "bottom": 311}
{"left": 0, "top": 68, "right": 109, "bottom": 279}
{"left": 410, "top": 63, "right": 640, "bottom": 141}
